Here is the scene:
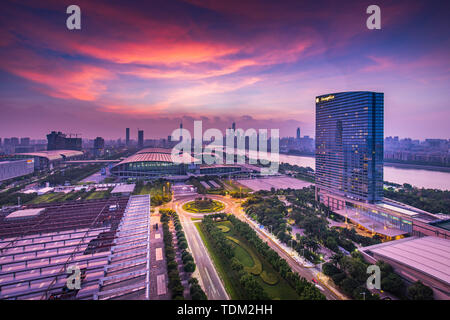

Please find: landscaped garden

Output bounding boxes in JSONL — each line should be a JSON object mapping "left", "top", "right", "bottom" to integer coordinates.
{"left": 195, "top": 214, "right": 325, "bottom": 300}
{"left": 182, "top": 197, "right": 225, "bottom": 213}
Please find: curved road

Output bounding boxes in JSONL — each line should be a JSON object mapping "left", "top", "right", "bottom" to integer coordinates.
{"left": 169, "top": 193, "right": 343, "bottom": 300}
{"left": 168, "top": 195, "right": 229, "bottom": 300}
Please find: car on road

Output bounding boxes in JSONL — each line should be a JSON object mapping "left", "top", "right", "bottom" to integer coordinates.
{"left": 315, "top": 284, "right": 325, "bottom": 291}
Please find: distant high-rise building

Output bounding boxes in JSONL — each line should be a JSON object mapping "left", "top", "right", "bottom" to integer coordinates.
{"left": 93, "top": 137, "right": 105, "bottom": 157}
{"left": 10, "top": 137, "right": 19, "bottom": 146}
{"left": 47, "top": 131, "right": 82, "bottom": 151}
{"left": 232, "top": 122, "right": 236, "bottom": 131}
{"left": 47, "top": 132, "right": 66, "bottom": 150}
{"left": 296, "top": 127, "right": 301, "bottom": 140}
{"left": 94, "top": 137, "right": 105, "bottom": 150}
{"left": 126, "top": 128, "right": 130, "bottom": 146}
{"left": 315, "top": 91, "right": 384, "bottom": 203}
{"left": 20, "top": 137, "right": 30, "bottom": 146}
{"left": 138, "top": 130, "right": 144, "bottom": 149}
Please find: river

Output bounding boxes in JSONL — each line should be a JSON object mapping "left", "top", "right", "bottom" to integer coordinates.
{"left": 276, "top": 154, "right": 450, "bottom": 190}
{"left": 241, "top": 150, "right": 450, "bottom": 190}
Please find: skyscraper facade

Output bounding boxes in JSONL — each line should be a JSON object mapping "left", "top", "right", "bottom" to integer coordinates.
{"left": 296, "top": 127, "right": 301, "bottom": 140}
{"left": 126, "top": 128, "right": 130, "bottom": 146}
{"left": 315, "top": 91, "right": 384, "bottom": 203}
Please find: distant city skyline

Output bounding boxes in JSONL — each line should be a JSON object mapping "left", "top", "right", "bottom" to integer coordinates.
{"left": 1, "top": 0, "right": 449, "bottom": 140}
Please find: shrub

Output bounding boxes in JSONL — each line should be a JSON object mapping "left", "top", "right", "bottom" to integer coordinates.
{"left": 260, "top": 271, "right": 279, "bottom": 285}
{"left": 407, "top": 281, "right": 434, "bottom": 300}
{"left": 322, "top": 262, "right": 340, "bottom": 277}
{"left": 184, "top": 261, "right": 196, "bottom": 273}
{"left": 178, "top": 240, "right": 188, "bottom": 250}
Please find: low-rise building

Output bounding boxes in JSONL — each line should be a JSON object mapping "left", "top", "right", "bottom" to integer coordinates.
{"left": 12, "top": 150, "right": 84, "bottom": 170}
{"left": 0, "top": 159, "right": 35, "bottom": 182}
{"left": 360, "top": 236, "right": 450, "bottom": 300}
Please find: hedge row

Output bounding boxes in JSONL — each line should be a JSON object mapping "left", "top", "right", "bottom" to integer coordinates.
{"left": 160, "top": 209, "right": 207, "bottom": 300}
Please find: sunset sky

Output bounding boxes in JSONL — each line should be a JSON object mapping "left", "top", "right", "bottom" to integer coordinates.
{"left": 0, "top": 0, "right": 449, "bottom": 140}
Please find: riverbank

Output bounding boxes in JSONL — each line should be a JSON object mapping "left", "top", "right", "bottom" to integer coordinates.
{"left": 280, "top": 153, "right": 450, "bottom": 173}
{"left": 384, "top": 161, "right": 450, "bottom": 173}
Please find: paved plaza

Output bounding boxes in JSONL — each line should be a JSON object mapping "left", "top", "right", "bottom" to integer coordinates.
{"left": 238, "top": 176, "right": 312, "bottom": 191}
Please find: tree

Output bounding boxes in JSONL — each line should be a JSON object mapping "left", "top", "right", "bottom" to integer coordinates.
{"left": 325, "top": 236, "right": 339, "bottom": 252}
{"left": 339, "top": 256, "right": 367, "bottom": 283}
{"left": 178, "top": 240, "right": 188, "bottom": 250}
{"left": 167, "top": 260, "right": 178, "bottom": 272}
{"left": 331, "top": 252, "right": 343, "bottom": 267}
{"left": 184, "top": 261, "right": 196, "bottom": 273}
{"left": 340, "top": 278, "right": 359, "bottom": 296}
{"left": 191, "top": 285, "right": 207, "bottom": 300}
{"left": 239, "top": 274, "right": 269, "bottom": 300}
{"left": 407, "top": 281, "right": 434, "bottom": 300}
{"left": 381, "top": 273, "right": 404, "bottom": 296}
{"left": 331, "top": 272, "right": 346, "bottom": 286}
{"left": 231, "top": 258, "right": 244, "bottom": 272}
{"left": 182, "top": 252, "right": 194, "bottom": 264}
{"left": 322, "top": 262, "right": 340, "bottom": 277}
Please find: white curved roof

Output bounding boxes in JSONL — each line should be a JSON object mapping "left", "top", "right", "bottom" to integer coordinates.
{"left": 15, "top": 150, "right": 84, "bottom": 161}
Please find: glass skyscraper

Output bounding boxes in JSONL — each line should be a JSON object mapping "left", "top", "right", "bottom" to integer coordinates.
{"left": 315, "top": 91, "right": 384, "bottom": 203}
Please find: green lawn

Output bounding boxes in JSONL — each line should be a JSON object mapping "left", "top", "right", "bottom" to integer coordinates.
{"left": 229, "top": 237, "right": 254, "bottom": 268}
{"left": 28, "top": 192, "right": 66, "bottom": 204}
{"left": 197, "top": 219, "right": 301, "bottom": 300}
{"left": 84, "top": 190, "right": 111, "bottom": 200}
{"left": 135, "top": 184, "right": 153, "bottom": 195}
{"left": 194, "top": 222, "right": 240, "bottom": 299}
{"left": 135, "top": 181, "right": 170, "bottom": 197}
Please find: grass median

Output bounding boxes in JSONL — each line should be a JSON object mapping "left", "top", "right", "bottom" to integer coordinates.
{"left": 195, "top": 219, "right": 300, "bottom": 300}
{"left": 194, "top": 222, "right": 239, "bottom": 299}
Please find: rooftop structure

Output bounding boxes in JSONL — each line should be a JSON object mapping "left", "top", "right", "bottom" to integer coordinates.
{"left": 95, "top": 195, "right": 151, "bottom": 300}
{"left": 111, "top": 184, "right": 136, "bottom": 195}
{"left": 320, "top": 189, "right": 450, "bottom": 239}
{"left": 0, "top": 159, "right": 35, "bottom": 182}
{"left": 0, "top": 197, "right": 129, "bottom": 299}
{"left": 5, "top": 208, "right": 45, "bottom": 220}
{"left": 110, "top": 148, "right": 196, "bottom": 179}
{"left": 13, "top": 150, "right": 84, "bottom": 170}
{"left": 430, "top": 219, "right": 450, "bottom": 232}
{"left": 360, "top": 236, "right": 450, "bottom": 300}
